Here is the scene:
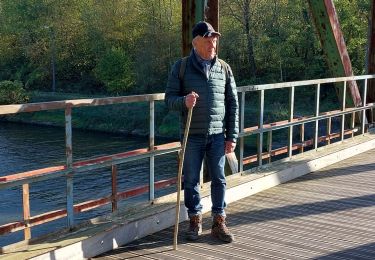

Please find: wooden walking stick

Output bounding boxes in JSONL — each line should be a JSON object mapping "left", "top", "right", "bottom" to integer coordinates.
{"left": 173, "top": 107, "right": 193, "bottom": 250}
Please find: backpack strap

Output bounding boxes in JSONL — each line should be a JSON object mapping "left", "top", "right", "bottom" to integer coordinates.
{"left": 179, "top": 56, "right": 189, "bottom": 81}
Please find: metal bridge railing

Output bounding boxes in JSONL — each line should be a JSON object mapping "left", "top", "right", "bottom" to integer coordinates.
{"left": 0, "top": 94, "right": 181, "bottom": 243}
{"left": 237, "top": 75, "right": 375, "bottom": 173}
{"left": 0, "top": 75, "right": 375, "bottom": 247}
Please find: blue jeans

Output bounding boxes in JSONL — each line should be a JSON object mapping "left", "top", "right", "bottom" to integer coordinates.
{"left": 183, "top": 133, "right": 227, "bottom": 217}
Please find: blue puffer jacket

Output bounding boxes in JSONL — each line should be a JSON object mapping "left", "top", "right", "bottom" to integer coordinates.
{"left": 165, "top": 50, "right": 239, "bottom": 142}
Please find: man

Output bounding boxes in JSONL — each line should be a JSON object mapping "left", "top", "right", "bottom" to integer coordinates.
{"left": 165, "top": 21, "right": 239, "bottom": 243}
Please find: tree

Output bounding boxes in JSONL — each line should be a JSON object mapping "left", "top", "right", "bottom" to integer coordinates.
{"left": 222, "top": 0, "right": 257, "bottom": 79}
{"left": 94, "top": 47, "right": 135, "bottom": 94}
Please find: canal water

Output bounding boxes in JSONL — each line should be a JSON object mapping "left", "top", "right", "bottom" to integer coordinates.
{"left": 0, "top": 122, "right": 178, "bottom": 247}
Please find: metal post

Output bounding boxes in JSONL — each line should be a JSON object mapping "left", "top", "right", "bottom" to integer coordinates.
{"left": 267, "top": 130, "right": 272, "bottom": 164}
{"left": 111, "top": 165, "right": 118, "bottom": 212}
{"left": 149, "top": 100, "right": 155, "bottom": 201}
{"left": 258, "top": 90, "right": 264, "bottom": 166}
{"left": 239, "top": 92, "right": 245, "bottom": 172}
{"left": 182, "top": 0, "right": 205, "bottom": 56}
{"left": 341, "top": 81, "right": 347, "bottom": 141}
{"left": 351, "top": 112, "right": 355, "bottom": 138}
{"left": 288, "top": 87, "right": 295, "bottom": 158}
{"left": 22, "top": 183, "right": 31, "bottom": 240}
{"left": 362, "top": 79, "right": 368, "bottom": 134}
{"left": 366, "top": 0, "right": 375, "bottom": 113}
{"left": 65, "top": 106, "right": 74, "bottom": 229}
{"left": 307, "top": 0, "right": 362, "bottom": 108}
{"left": 327, "top": 118, "right": 332, "bottom": 145}
{"left": 314, "top": 84, "right": 320, "bottom": 150}
{"left": 205, "top": 0, "right": 219, "bottom": 31}
{"left": 300, "top": 123, "right": 305, "bottom": 153}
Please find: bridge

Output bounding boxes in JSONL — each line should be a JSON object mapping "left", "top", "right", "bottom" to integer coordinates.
{"left": 94, "top": 148, "right": 375, "bottom": 260}
{"left": 1, "top": 74, "right": 375, "bottom": 259}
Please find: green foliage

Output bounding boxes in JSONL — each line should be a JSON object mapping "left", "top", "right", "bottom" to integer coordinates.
{"left": 158, "top": 112, "right": 180, "bottom": 137}
{"left": 0, "top": 0, "right": 370, "bottom": 94}
{"left": 94, "top": 47, "right": 135, "bottom": 94}
{"left": 0, "top": 80, "right": 29, "bottom": 104}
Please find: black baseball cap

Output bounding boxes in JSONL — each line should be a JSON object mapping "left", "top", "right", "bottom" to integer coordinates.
{"left": 192, "top": 21, "right": 221, "bottom": 38}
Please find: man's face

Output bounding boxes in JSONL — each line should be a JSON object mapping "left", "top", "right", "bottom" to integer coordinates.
{"left": 194, "top": 35, "right": 218, "bottom": 60}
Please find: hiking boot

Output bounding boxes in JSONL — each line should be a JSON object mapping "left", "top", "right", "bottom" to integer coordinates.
{"left": 211, "top": 215, "right": 234, "bottom": 243}
{"left": 186, "top": 214, "right": 202, "bottom": 241}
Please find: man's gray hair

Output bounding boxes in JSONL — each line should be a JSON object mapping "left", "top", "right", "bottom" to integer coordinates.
{"left": 192, "top": 36, "right": 200, "bottom": 48}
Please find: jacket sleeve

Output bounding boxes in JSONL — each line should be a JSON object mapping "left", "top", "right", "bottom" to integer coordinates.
{"left": 165, "top": 59, "right": 187, "bottom": 112}
{"left": 224, "top": 64, "right": 239, "bottom": 143}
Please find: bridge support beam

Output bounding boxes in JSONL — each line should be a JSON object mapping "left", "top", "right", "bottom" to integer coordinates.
{"left": 367, "top": 0, "right": 375, "bottom": 123}
{"left": 307, "top": 0, "right": 362, "bottom": 110}
{"left": 182, "top": 0, "right": 219, "bottom": 56}
{"left": 182, "top": 0, "right": 205, "bottom": 56}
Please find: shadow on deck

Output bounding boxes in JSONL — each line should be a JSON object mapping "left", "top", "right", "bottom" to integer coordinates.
{"left": 94, "top": 148, "right": 375, "bottom": 259}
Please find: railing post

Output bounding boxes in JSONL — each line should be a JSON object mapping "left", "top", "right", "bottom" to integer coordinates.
{"left": 288, "top": 87, "right": 295, "bottom": 158}
{"left": 239, "top": 92, "right": 245, "bottom": 172}
{"left": 314, "top": 84, "right": 320, "bottom": 150}
{"left": 65, "top": 105, "right": 74, "bottom": 229}
{"left": 362, "top": 79, "right": 368, "bottom": 135}
{"left": 341, "top": 81, "right": 347, "bottom": 141}
{"left": 22, "top": 183, "right": 31, "bottom": 240}
{"left": 300, "top": 123, "right": 305, "bottom": 153}
{"left": 267, "top": 130, "right": 272, "bottom": 163}
{"left": 258, "top": 90, "right": 264, "bottom": 166}
{"left": 149, "top": 100, "right": 155, "bottom": 201}
{"left": 327, "top": 117, "right": 332, "bottom": 145}
{"left": 111, "top": 165, "right": 118, "bottom": 212}
{"left": 351, "top": 112, "right": 355, "bottom": 138}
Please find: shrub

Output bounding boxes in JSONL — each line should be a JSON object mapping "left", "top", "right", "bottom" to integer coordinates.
{"left": 94, "top": 47, "right": 136, "bottom": 94}
{"left": 0, "top": 80, "right": 29, "bottom": 105}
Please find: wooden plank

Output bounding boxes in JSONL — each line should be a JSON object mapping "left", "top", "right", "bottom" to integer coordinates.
{"left": 95, "top": 146, "right": 375, "bottom": 259}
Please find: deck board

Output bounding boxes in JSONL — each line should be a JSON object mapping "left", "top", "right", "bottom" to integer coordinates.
{"left": 93, "top": 148, "right": 375, "bottom": 260}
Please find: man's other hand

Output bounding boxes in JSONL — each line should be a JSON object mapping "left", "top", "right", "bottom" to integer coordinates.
{"left": 225, "top": 141, "right": 236, "bottom": 154}
{"left": 185, "top": 92, "right": 199, "bottom": 108}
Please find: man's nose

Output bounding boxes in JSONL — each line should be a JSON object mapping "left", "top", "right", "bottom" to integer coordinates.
{"left": 207, "top": 41, "right": 215, "bottom": 47}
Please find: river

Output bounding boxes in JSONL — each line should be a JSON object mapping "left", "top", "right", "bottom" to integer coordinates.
{"left": 0, "top": 122, "right": 178, "bottom": 247}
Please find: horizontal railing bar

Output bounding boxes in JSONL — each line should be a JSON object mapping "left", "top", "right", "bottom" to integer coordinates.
{"left": 1, "top": 75, "right": 374, "bottom": 116}
{"left": 73, "top": 143, "right": 180, "bottom": 173}
{"left": 237, "top": 75, "right": 375, "bottom": 92}
{"left": 0, "top": 177, "right": 178, "bottom": 236}
{"left": 243, "top": 129, "right": 355, "bottom": 165}
{"left": 0, "top": 168, "right": 72, "bottom": 190}
{"left": 116, "top": 178, "right": 177, "bottom": 201}
{"left": 73, "top": 142, "right": 180, "bottom": 167}
{"left": 239, "top": 104, "right": 374, "bottom": 137}
{"left": 0, "top": 142, "right": 180, "bottom": 189}
{"left": 0, "top": 166, "right": 66, "bottom": 183}
{"left": 0, "top": 93, "right": 165, "bottom": 115}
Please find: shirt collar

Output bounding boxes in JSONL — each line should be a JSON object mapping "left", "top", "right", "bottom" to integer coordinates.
{"left": 193, "top": 48, "right": 212, "bottom": 66}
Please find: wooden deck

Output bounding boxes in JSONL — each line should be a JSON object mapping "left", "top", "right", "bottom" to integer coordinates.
{"left": 93, "top": 148, "right": 375, "bottom": 260}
